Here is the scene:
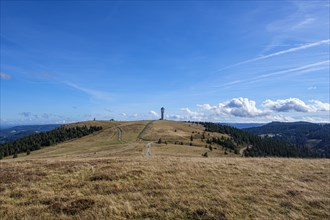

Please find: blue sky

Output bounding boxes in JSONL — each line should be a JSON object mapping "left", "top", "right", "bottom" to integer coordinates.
{"left": 0, "top": 0, "right": 329, "bottom": 126}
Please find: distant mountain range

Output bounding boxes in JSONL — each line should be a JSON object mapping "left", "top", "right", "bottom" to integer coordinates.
{"left": 245, "top": 121, "right": 330, "bottom": 157}
{"left": 0, "top": 124, "right": 62, "bottom": 144}
{"left": 219, "top": 123, "right": 266, "bottom": 129}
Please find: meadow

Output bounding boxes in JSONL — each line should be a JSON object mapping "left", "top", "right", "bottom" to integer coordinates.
{"left": 0, "top": 120, "right": 329, "bottom": 219}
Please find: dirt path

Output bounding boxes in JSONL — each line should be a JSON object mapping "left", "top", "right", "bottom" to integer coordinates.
{"left": 117, "top": 127, "right": 123, "bottom": 143}
{"left": 137, "top": 121, "right": 154, "bottom": 141}
{"left": 240, "top": 146, "right": 250, "bottom": 156}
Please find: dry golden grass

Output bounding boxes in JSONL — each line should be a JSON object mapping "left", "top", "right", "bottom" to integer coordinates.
{"left": 8, "top": 120, "right": 234, "bottom": 160}
{"left": 1, "top": 120, "right": 329, "bottom": 219}
{"left": 0, "top": 157, "right": 329, "bottom": 219}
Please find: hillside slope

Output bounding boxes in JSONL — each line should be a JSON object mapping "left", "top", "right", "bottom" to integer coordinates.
{"left": 245, "top": 122, "right": 330, "bottom": 157}
{"left": 0, "top": 120, "right": 329, "bottom": 219}
{"left": 0, "top": 157, "right": 329, "bottom": 220}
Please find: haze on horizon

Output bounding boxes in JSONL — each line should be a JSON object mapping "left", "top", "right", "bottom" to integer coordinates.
{"left": 0, "top": 0, "right": 329, "bottom": 126}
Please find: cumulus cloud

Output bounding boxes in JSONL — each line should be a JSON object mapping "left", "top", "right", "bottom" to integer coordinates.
{"left": 149, "top": 110, "right": 159, "bottom": 117}
{"left": 199, "top": 97, "right": 269, "bottom": 118}
{"left": 180, "top": 108, "right": 206, "bottom": 121}
{"left": 262, "top": 98, "right": 330, "bottom": 112}
{"left": 166, "top": 114, "right": 184, "bottom": 121}
{"left": 0, "top": 73, "right": 12, "bottom": 80}
{"left": 196, "top": 104, "right": 214, "bottom": 111}
{"left": 197, "top": 97, "right": 329, "bottom": 121}
{"left": 310, "top": 100, "right": 330, "bottom": 112}
{"left": 263, "top": 98, "right": 311, "bottom": 112}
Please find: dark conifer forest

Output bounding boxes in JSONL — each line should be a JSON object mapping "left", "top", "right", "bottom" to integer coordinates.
{"left": 0, "top": 126, "right": 102, "bottom": 159}
{"left": 245, "top": 122, "right": 329, "bottom": 158}
{"left": 198, "top": 122, "right": 324, "bottom": 158}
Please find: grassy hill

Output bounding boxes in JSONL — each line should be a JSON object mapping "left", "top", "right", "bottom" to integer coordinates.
{"left": 3, "top": 120, "right": 235, "bottom": 159}
{"left": 0, "top": 120, "right": 329, "bottom": 219}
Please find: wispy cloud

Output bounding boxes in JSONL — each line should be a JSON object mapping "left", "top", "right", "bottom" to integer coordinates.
{"left": 64, "top": 81, "right": 112, "bottom": 101}
{"left": 222, "top": 60, "right": 329, "bottom": 88}
{"left": 218, "top": 39, "right": 330, "bottom": 71}
{"left": 257, "top": 60, "right": 329, "bottom": 79}
{"left": 0, "top": 73, "right": 12, "bottom": 80}
{"left": 307, "top": 86, "right": 317, "bottom": 90}
{"left": 292, "top": 17, "right": 316, "bottom": 30}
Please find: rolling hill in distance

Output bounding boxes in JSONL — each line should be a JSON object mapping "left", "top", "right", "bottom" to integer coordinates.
{"left": 245, "top": 121, "right": 330, "bottom": 157}
{"left": 0, "top": 120, "right": 329, "bottom": 219}
{"left": 0, "top": 124, "right": 62, "bottom": 144}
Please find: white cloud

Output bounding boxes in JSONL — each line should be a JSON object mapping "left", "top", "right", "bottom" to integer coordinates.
{"left": 149, "top": 110, "right": 159, "bottom": 117}
{"left": 222, "top": 60, "right": 329, "bottom": 88}
{"left": 197, "top": 97, "right": 330, "bottom": 122}
{"left": 307, "top": 86, "right": 317, "bottom": 90}
{"left": 199, "top": 97, "right": 269, "bottom": 118}
{"left": 301, "top": 116, "right": 330, "bottom": 123}
{"left": 166, "top": 114, "right": 185, "bottom": 120}
{"left": 257, "top": 60, "right": 329, "bottom": 79}
{"left": 0, "top": 73, "right": 11, "bottom": 80}
{"left": 264, "top": 114, "right": 295, "bottom": 122}
{"left": 219, "top": 39, "right": 330, "bottom": 71}
{"left": 310, "top": 100, "right": 330, "bottom": 112}
{"left": 263, "top": 98, "right": 311, "bottom": 112}
{"left": 262, "top": 98, "right": 330, "bottom": 113}
{"left": 292, "top": 17, "right": 316, "bottom": 30}
{"left": 180, "top": 108, "right": 206, "bottom": 121}
{"left": 120, "top": 113, "right": 138, "bottom": 118}
{"left": 197, "top": 104, "right": 214, "bottom": 111}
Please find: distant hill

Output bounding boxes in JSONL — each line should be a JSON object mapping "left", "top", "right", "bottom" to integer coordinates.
{"left": 200, "top": 122, "right": 317, "bottom": 158}
{"left": 219, "top": 123, "right": 265, "bottom": 129}
{"left": 0, "top": 124, "right": 62, "bottom": 144}
{"left": 244, "top": 122, "right": 330, "bottom": 157}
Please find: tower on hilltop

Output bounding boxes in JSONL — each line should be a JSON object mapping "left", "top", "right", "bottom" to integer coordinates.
{"left": 161, "top": 107, "right": 165, "bottom": 120}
